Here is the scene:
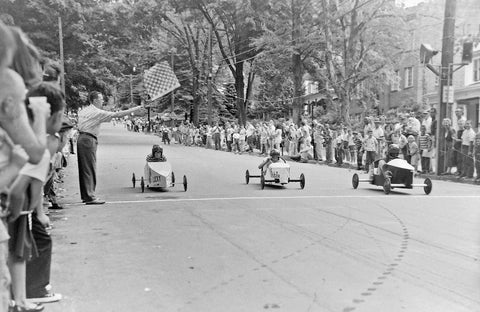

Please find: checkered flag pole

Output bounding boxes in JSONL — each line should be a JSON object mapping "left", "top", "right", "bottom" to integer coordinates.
{"left": 143, "top": 62, "right": 180, "bottom": 101}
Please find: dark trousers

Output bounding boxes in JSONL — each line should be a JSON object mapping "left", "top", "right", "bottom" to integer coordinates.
{"left": 421, "top": 156, "right": 430, "bottom": 173}
{"left": 77, "top": 133, "right": 98, "bottom": 202}
{"left": 26, "top": 213, "right": 52, "bottom": 298}
{"left": 356, "top": 147, "right": 363, "bottom": 169}
{"left": 213, "top": 133, "right": 221, "bottom": 150}
{"left": 325, "top": 143, "right": 332, "bottom": 163}
{"left": 453, "top": 144, "right": 463, "bottom": 174}
{"left": 365, "top": 151, "right": 376, "bottom": 172}
{"left": 461, "top": 145, "right": 474, "bottom": 178}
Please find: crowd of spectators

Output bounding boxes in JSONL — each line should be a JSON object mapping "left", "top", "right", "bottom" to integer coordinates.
{"left": 125, "top": 106, "right": 480, "bottom": 181}
{"left": 1, "top": 22, "right": 73, "bottom": 312}
{"left": 1, "top": 18, "right": 479, "bottom": 312}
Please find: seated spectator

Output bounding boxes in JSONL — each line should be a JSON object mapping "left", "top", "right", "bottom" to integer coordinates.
{"left": 146, "top": 145, "right": 166, "bottom": 162}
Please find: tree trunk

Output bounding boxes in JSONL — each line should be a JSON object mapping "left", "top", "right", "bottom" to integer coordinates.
{"left": 192, "top": 73, "right": 200, "bottom": 126}
{"left": 235, "top": 61, "right": 246, "bottom": 126}
{"left": 292, "top": 53, "right": 303, "bottom": 125}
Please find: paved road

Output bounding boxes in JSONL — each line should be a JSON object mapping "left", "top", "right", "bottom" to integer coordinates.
{"left": 46, "top": 124, "right": 480, "bottom": 312}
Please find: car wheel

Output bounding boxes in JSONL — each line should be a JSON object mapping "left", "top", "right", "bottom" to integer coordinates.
{"left": 132, "top": 173, "right": 136, "bottom": 188}
{"left": 300, "top": 173, "right": 305, "bottom": 189}
{"left": 383, "top": 178, "right": 391, "bottom": 195}
{"left": 171, "top": 172, "right": 175, "bottom": 185}
{"left": 260, "top": 174, "right": 265, "bottom": 190}
{"left": 352, "top": 173, "right": 359, "bottom": 189}
{"left": 141, "top": 177, "right": 145, "bottom": 193}
{"left": 424, "top": 178, "right": 432, "bottom": 195}
{"left": 245, "top": 170, "right": 250, "bottom": 184}
{"left": 183, "top": 175, "right": 188, "bottom": 192}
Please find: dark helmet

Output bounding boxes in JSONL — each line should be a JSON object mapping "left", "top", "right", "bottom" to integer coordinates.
{"left": 388, "top": 144, "right": 400, "bottom": 159}
{"left": 152, "top": 144, "right": 163, "bottom": 155}
{"left": 270, "top": 149, "right": 280, "bottom": 157}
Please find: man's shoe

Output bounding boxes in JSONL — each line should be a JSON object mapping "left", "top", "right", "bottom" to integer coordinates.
{"left": 50, "top": 203, "right": 64, "bottom": 210}
{"left": 28, "top": 293, "right": 62, "bottom": 304}
{"left": 85, "top": 199, "right": 105, "bottom": 205}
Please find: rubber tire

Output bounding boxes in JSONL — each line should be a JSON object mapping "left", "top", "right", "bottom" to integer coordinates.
{"left": 171, "top": 172, "right": 175, "bottom": 185}
{"left": 245, "top": 170, "right": 250, "bottom": 184}
{"left": 183, "top": 175, "right": 188, "bottom": 192}
{"left": 424, "top": 177, "right": 432, "bottom": 195}
{"left": 352, "top": 173, "right": 359, "bottom": 189}
{"left": 300, "top": 173, "right": 305, "bottom": 189}
{"left": 132, "top": 173, "right": 136, "bottom": 188}
{"left": 383, "top": 178, "right": 391, "bottom": 195}
{"left": 140, "top": 177, "right": 145, "bottom": 193}
{"left": 260, "top": 174, "right": 265, "bottom": 190}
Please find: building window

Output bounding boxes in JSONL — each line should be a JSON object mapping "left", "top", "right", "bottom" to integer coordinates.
{"left": 391, "top": 70, "right": 400, "bottom": 91}
{"left": 405, "top": 67, "right": 413, "bottom": 88}
{"left": 474, "top": 59, "right": 480, "bottom": 82}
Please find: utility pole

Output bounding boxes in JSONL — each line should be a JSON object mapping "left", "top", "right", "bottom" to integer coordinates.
{"left": 129, "top": 74, "right": 133, "bottom": 104}
{"left": 436, "top": 0, "right": 456, "bottom": 175}
{"left": 58, "top": 16, "right": 65, "bottom": 96}
{"left": 207, "top": 24, "right": 213, "bottom": 126}
{"left": 171, "top": 50, "right": 175, "bottom": 113}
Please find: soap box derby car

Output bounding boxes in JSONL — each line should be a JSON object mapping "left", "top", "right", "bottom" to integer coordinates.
{"left": 245, "top": 160, "right": 305, "bottom": 190}
{"left": 132, "top": 161, "right": 187, "bottom": 193}
{"left": 351, "top": 158, "right": 432, "bottom": 195}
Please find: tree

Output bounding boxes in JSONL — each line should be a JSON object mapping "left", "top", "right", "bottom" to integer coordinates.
{"left": 318, "top": 0, "right": 408, "bottom": 125}
{"left": 192, "top": 0, "right": 266, "bottom": 126}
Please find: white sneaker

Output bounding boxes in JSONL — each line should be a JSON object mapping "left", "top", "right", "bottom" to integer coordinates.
{"left": 28, "top": 292, "right": 62, "bottom": 303}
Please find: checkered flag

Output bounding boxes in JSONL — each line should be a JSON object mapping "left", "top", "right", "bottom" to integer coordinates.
{"left": 143, "top": 62, "right": 180, "bottom": 101}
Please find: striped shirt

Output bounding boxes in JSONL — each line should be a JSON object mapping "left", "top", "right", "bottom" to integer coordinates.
{"left": 77, "top": 105, "right": 116, "bottom": 137}
{"left": 363, "top": 136, "right": 378, "bottom": 152}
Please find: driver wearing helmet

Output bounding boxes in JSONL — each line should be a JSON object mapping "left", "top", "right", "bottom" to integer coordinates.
{"left": 258, "top": 149, "right": 284, "bottom": 171}
{"left": 378, "top": 144, "right": 400, "bottom": 178}
{"left": 146, "top": 144, "right": 167, "bottom": 162}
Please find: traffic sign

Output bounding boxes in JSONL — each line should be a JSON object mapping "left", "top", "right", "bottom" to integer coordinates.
{"left": 442, "top": 86, "right": 454, "bottom": 103}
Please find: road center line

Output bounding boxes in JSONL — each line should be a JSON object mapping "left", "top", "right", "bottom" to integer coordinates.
{"left": 66, "top": 194, "right": 480, "bottom": 205}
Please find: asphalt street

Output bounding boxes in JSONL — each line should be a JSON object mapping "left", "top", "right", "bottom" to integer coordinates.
{"left": 45, "top": 123, "right": 480, "bottom": 312}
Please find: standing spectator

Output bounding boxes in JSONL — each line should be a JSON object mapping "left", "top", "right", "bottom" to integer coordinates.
{"left": 372, "top": 119, "right": 385, "bottom": 157}
{"left": 353, "top": 131, "right": 363, "bottom": 170}
{"left": 212, "top": 122, "right": 221, "bottom": 150}
{"left": 346, "top": 128, "right": 355, "bottom": 164}
{"left": 460, "top": 120, "right": 475, "bottom": 179}
{"left": 363, "top": 129, "right": 378, "bottom": 173}
{"left": 452, "top": 106, "right": 466, "bottom": 132}
{"left": 418, "top": 125, "right": 433, "bottom": 173}
{"left": 273, "top": 124, "right": 283, "bottom": 152}
{"left": 313, "top": 121, "right": 324, "bottom": 161}
{"left": 8, "top": 82, "right": 65, "bottom": 312}
{"left": 453, "top": 119, "right": 465, "bottom": 176}
{"left": 421, "top": 109, "right": 432, "bottom": 134}
{"left": 77, "top": 91, "right": 144, "bottom": 204}
{"left": 226, "top": 123, "right": 234, "bottom": 153}
{"left": 441, "top": 118, "right": 456, "bottom": 175}
{"left": 406, "top": 135, "right": 419, "bottom": 173}
{"left": 245, "top": 122, "right": 255, "bottom": 152}
{"left": 323, "top": 124, "right": 333, "bottom": 163}
{"left": 232, "top": 127, "right": 240, "bottom": 153}
{"left": 474, "top": 131, "right": 480, "bottom": 182}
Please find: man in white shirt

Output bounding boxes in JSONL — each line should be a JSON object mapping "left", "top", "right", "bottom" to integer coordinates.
{"left": 460, "top": 120, "right": 476, "bottom": 178}
{"left": 77, "top": 91, "right": 144, "bottom": 204}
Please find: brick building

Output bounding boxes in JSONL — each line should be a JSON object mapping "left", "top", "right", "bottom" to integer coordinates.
{"left": 380, "top": 0, "right": 480, "bottom": 128}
